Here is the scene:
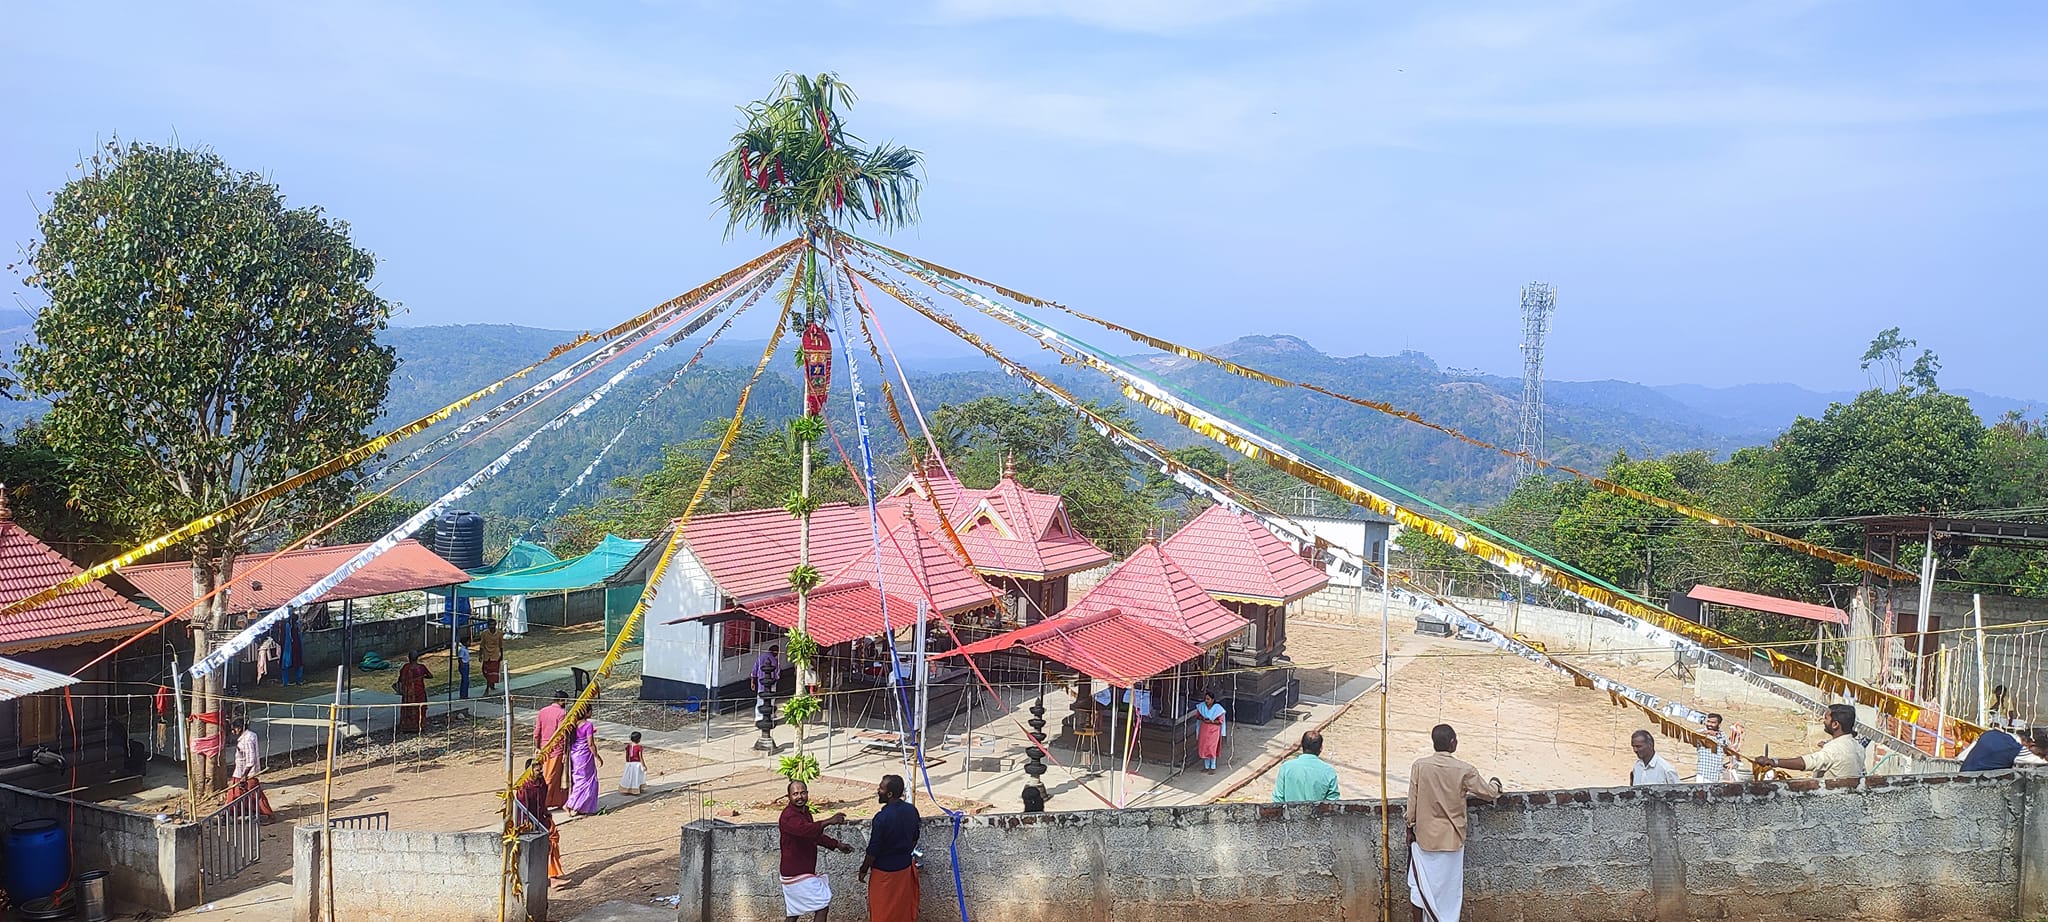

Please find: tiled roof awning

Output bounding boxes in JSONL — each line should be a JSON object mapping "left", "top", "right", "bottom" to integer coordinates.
{"left": 937, "top": 607, "right": 1205, "bottom": 688}
{"left": 1687, "top": 584, "right": 1847, "bottom": 626}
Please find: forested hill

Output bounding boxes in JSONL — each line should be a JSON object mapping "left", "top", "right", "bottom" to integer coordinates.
{"left": 367, "top": 325, "right": 1767, "bottom": 524}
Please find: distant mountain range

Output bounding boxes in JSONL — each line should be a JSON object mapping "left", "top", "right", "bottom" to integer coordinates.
{"left": 3, "top": 324, "right": 2041, "bottom": 518}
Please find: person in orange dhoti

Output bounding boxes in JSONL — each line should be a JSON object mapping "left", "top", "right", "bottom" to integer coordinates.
{"left": 532, "top": 690, "right": 571, "bottom": 809}
{"left": 516, "top": 757, "right": 565, "bottom": 882}
{"left": 859, "top": 774, "right": 920, "bottom": 922}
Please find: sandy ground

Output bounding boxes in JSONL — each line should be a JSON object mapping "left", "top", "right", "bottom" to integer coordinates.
{"left": 1269, "top": 627, "right": 1822, "bottom": 799}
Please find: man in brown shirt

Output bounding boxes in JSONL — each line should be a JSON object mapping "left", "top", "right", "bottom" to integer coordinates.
{"left": 1406, "top": 724, "right": 1501, "bottom": 922}
{"left": 478, "top": 620, "right": 506, "bottom": 693}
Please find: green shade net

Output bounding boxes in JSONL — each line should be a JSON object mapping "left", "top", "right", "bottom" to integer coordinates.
{"left": 456, "top": 535, "right": 648, "bottom": 597}
{"left": 604, "top": 584, "right": 646, "bottom": 649}
{"left": 470, "top": 540, "right": 561, "bottom": 577}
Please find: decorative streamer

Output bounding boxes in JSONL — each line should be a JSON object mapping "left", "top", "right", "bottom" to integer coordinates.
{"left": 191, "top": 261, "right": 776, "bottom": 678}
{"left": 364, "top": 243, "right": 801, "bottom": 488}
{"left": 534, "top": 255, "right": 796, "bottom": 524}
{"left": 504, "top": 288, "right": 797, "bottom": 802}
{"left": 833, "top": 247, "right": 1121, "bottom": 810}
{"left": 847, "top": 236, "right": 1915, "bottom": 584}
{"left": 864, "top": 267, "right": 1761, "bottom": 767}
{"left": 852, "top": 254, "right": 1977, "bottom": 744}
{"left": 1, "top": 238, "right": 802, "bottom": 622}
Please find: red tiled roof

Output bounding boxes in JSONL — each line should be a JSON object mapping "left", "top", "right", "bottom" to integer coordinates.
{"left": 881, "top": 470, "right": 1113, "bottom": 580}
{"left": 882, "top": 467, "right": 976, "bottom": 520}
{"left": 0, "top": 520, "right": 166, "bottom": 654}
{"left": 1065, "top": 542, "right": 1249, "bottom": 647}
{"left": 121, "top": 540, "right": 471, "bottom": 615}
{"left": 740, "top": 582, "right": 936, "bottom": 647}
{"left": 680, "top": 505, "right": 992, "bottom": 616}
{"left": 1687, "top": 584, "right": 1847, "bottom": 626}
{"left": 1162, "top": 505, "right": 1330, "bottom": 605}
{"left": 936, "top": 607, "right": 1204, "bottom": 688}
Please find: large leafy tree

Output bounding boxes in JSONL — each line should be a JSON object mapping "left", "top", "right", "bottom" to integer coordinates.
{"left": 712, "top": 73, "right": 921, "bottom": 777}
{"left": 17, "top": 141, "right": 397, "bottom": 792}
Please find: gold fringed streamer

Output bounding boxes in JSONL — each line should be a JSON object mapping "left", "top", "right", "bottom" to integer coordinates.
{"left": 505, "top": 261, "right": 797, "bottom": 805}
{"left": 2, "top": 237, "right": 805, "bottom": 622}
{"left": 871, "top": 263, "right": 1784, "bottom": 771}
{"left": 850, "top": 238, "right": 1915, "bottom": 584}
{"left": 861, "top": 250, "right": 1969, "bottom": 746}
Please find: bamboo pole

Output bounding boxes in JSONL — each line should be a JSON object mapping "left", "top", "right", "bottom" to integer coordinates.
{"left": 322, "top": 665, "right": 342, "bottom": 922}
{"left": 1377, "top": 535, "right": 1393, "bottom": 922}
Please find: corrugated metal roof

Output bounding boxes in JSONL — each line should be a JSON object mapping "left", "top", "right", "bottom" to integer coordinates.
{"left": 937, "top": 607, "right": 1204, "bottom": 688}
{"left": 1687, "top": 584, "right": 1847, "bottom": 626}
{"left": 0, "top": 520, "right": 166, "bottom": 654}
{"left": 121, "top": 540, "right": 472, "bottom": 614}
{"left": 740, "top": 582, "right": 935, "bottom": 647}
{"left": 0, "top": 654, "right": 81, "bottom": 701}
{"left": 1163, "top": 505, "right": 1330, "bottom": 605}
{"left": 1064, "top": 542, "right": 1250, "bottom": 647}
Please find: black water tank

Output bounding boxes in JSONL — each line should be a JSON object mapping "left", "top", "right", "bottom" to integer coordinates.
{"left": 434, "top": 510, "right": 485, "bottom": 569}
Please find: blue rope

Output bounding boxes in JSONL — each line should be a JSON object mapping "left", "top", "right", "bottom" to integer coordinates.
{"left": 825, "top": 244, "right": 972, "bottom": 922}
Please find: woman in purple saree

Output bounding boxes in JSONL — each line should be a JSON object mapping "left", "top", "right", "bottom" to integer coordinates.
{"left": 565, "top": 711, "right": 603, "bottom": 815}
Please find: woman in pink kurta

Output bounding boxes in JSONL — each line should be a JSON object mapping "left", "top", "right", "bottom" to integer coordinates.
{"left": 1195, "top": 691, "right": 1227, "bottom": 773}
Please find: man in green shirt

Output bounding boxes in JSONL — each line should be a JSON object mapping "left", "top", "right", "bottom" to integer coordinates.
{"left": 1272, "top": 730, "right": 1342, "bottom": 802}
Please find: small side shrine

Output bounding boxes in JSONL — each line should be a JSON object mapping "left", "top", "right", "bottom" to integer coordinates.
{"left": 1160, "top": 504, "right": 1331, "bottom": 723}
{"left": 941, "top": 532, "right": 1249, "bottom": 767}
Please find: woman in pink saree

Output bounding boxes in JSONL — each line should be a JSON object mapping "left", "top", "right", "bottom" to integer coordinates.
{"left": 1195, "top": 691, "right": 1227, "bottom": 773}
{"left": 565, "top": 710, "right": 603, "bottom": 815}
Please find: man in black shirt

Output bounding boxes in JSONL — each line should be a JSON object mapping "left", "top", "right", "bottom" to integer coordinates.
{"left": 859, "top": 774, "right": 920, "bottom": 922}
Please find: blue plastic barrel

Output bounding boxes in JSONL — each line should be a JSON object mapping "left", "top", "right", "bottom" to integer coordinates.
{"left": 5, "top": 818, "right": 70, "bottom": 902}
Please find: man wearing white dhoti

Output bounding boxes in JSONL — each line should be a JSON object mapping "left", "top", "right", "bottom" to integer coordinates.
{"left": 779, "top": 780, "right": 855, "bottom": 921}
{"left": 1406, "top": 724, "right": 1501, "bottom": 922}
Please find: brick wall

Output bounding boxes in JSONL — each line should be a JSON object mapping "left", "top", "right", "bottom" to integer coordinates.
{"left": 292, "top": 826, "right": 549, "bottom": 922}
{"left": 0, "top": 782, "right": 200, "bottom": 912}
{"left": 677, "top": 770, "right": 2045, "bottom": 922}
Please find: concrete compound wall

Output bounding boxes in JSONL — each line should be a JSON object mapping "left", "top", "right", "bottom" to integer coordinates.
{"left": 677, "top": 771, "right": 2047, "bottom": 922}
{"left": 0, "top": 782, "right": 200, "bottom": 912}
{"left": 299, "top": 612, "right": 429, "bottom": 673}
{"left": 292, "top": 826, "right": 550, "bottom": 922}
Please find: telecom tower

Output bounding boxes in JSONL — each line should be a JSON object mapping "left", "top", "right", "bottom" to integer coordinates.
{"left": 1516, "top": 283, "right": 1557, "bottom": 480}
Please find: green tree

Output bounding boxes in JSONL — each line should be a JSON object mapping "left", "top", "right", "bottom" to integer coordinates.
{"left": 0, "top": 424, "right": 134, "bottom": 556}
{"left": 16, "top": 141, "right": 397, "bottom": 792}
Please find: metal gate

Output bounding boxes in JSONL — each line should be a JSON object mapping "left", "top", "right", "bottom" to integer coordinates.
{"left": 199, "top": 786, "right": 262, "bottom": 885}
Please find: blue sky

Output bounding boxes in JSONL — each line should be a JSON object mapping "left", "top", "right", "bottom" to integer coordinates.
{"left": 4, "top": 1, "right": 2045, "bottom": 397}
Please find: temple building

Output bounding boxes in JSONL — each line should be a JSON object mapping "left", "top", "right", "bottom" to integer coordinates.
{"left": 879, "top": 456, "right": 1112, "bottom": 630}
{"left": 627, "top": 503, "right": 994, "bottom": 726}
{"left": 1160, "top": 504, "right": 1330, "bottom": 724}
{"left": 945, "top": 531, "right": 1251, "bottom": 766}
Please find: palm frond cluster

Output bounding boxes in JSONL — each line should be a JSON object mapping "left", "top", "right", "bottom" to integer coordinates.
{"left": 712, "top": 72, "right": 923, "bottom": 238}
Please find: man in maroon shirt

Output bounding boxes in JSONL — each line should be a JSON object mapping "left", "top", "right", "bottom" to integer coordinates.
{"left": 779, "top": 780, "right": 854, "bottom": 921}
